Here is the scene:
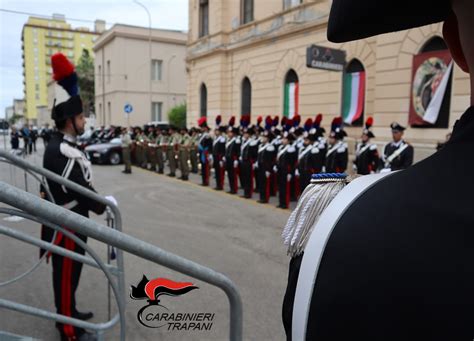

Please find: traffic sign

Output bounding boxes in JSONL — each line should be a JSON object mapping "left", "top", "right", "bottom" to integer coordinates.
{"left": 124, "top": 103, "right": 133, "bottom": 114}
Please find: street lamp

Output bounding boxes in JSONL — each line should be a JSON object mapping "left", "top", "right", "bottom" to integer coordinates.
{"left": 167, "top": 54, "right": 176, "bottom": 119}
{"left": 133, "top": 0, "right": 152, "bottom": 121}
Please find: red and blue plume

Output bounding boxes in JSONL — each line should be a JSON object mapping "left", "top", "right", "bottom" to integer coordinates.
{"left": 281, "top": 116, "right": 287, "bottom": 127}
{"left": 313, "top": 113, "right": 323, "bottom": 128}
{"left": 304, "top": 118, "right": 313, "bottom": 132}
{"left": 51, "top": 53, "right": 78, "bottom": 97}
{"left": 229, "top": 116, "right": 235, "bottom": 127}
{"left": 365, "top": 117, "right": 374, "bottom": 129}
{"left": 331, "top": 116, "right": 343, "bottom": 131}
{"left": 273, "top": 116, "right": 279, "bottom": 127}
{"left": 293, "top": 114, "right": 301, "bottom": 127}
{"left": 265, "top": 115, "right": 273, "bottom": 130}
{"left": 256, "top": 116, "right": 263, "bottom": 126}
{"left": 215, "top": 115, "right": 222, "bottom": 127}
{"left": 198, "top": 117, "right": 207, "bottom": 127}
{"left": 241, "top": 115, "right": 250, "bottom": 128}
{"left": 285, "top": 118, "right": 293, "bottom": 132}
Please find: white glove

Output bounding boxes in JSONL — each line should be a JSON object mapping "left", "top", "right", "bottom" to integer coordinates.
{"left": 265, "top": 171, "right": 271, "bottom": 178}
{"left": 273, "top": 165, "right": 278, "bottom": 173}
{"left": 295, "top": 169, "right": 300, "bottom": 177}
{"left": 239, "top": 156, "right": 242, "bottom": 162}
{"left": 233, "top": 160, "right": 239, "bottom": 168}
{"left": 105, "top": 195, "right": 118, "bottom": 207}
{"left": 208, "top": 155, "right": 213, "bottom": 163}
{"left": 222, "top": 157, "right": 226, "bottom": 163}
{"left": 287, "top": 174, "right": 292, "bottom": 182}
{"left": 253, "top": 162, "right": 258, "bottom": 170}
{"left": 219, "top": 161, "right": 224, "bottom": 168}
{"left": 352, "top": 164, "right": 357, "bottom": 172}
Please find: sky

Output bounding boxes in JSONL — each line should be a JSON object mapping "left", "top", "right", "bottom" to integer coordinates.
{"left": 0, "top": 0, "right": 189, "bottom": 118}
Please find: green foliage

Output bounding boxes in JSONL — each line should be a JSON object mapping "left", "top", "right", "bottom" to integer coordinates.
{"left": 76, "top": 49, "right": 95, "bottom": 116}
{"left": 168, "top": 103, "right": 187, "bottom": 128}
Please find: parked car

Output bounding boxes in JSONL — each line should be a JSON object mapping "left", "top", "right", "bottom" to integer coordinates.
{"left": 147, "top": 121, "right": 169, "bottom": 130}
{"left": 84, "top": 138, "right": 122, "bottom": 165}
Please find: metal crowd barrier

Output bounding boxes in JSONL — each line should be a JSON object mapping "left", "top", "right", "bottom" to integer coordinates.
{"left": 0, "top": 149, "right": 243, "bottom": 341}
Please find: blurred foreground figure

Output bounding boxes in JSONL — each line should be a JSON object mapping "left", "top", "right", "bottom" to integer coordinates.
{"left": 283, "top": 1, "right": 474, "bottom": 340}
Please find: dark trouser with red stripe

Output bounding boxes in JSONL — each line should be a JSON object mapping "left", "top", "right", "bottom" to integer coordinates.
{"left": 214, "top": 159, "right": 224, "bottom": 189}
{"left": 200, "top": 152, "right": 209, "bottom": 185}
{"left": 300, "top": 168, "right": 311, "bottom": 192}
{"left": 270, "top": 172, "right": 277, "bottom": 196}
{"left": 52, "top": 230, "right": 87, "bottom": 339}
{"left": 241, "top": 160, "right": 254, "bottom": 198}
{"left": 258, "top": 169, "right": 271, "bottom": 203}
{"left": 291, "top": 175, "right": 300, "bottom": 201}
{"left": 278, "top": 170, "right": 291, "bottom": 208}
{"left": 226, "top": 162, "right": 238, "bottom": 194}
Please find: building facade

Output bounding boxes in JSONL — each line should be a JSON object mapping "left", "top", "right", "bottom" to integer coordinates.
{"left": 21, "top": 14, "right": 104, "bottom": 125}
{"left": 186, "top": 0, "right": 470, "bottom": 161}
{"left": 93, "top": 24, "right": 187, "bottom": 127}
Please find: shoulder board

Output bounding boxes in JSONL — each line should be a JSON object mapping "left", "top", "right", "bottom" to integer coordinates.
{"left": 250, "top": 139, "right": 259, "bottom": 146}
{"left": 288, "top": 146, "right": 296, "bottom": 153}
{"left": 369, "top": 144, "right": 377, "bottom": 151}
{"left": 60, "top": 143, "right": 83, "bottom": 159}
{"left": 267, "top": 145, "right": 275, "bottom": 152}
{"left": 311, "top": 147, "right": 320, "bottom": 154}
{"left": 337, "top": 145, "right": 347, "bottom": 153}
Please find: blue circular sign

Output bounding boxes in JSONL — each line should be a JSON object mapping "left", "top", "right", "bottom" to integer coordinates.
{"left": 124, "top": 104, "right": 133, "bottom": 114}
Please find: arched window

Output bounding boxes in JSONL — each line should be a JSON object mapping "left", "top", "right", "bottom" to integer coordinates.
{"left": 421, "top": 36, "right": 448, "bottom": 53}
{"left": 342, "top": 59, "right": 365, "bottom": 126}
{"left": 241, "top": 77, "right": 252, "bottom": 117}
{"left": 200, "top": 83, "right": 207, "bottom": 118}
{"left": 409, "top": 36, "right": 452, "bottom": 128}
{"left": 283, "top": 69, "right": 299, "bottom": 119}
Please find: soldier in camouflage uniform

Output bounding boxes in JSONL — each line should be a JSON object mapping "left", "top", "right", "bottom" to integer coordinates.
{"left": 155, "top": 127, "right": 165, "bottom": 174}
{"left": 178, "top": 127, "right": 191, "bottom": 181}
{"left": 146, "top": 125, "right": 157, "bottom": 171}
{"left": 167, "top": 126, "right": 180, "bottom": 177}
{"left": 189, "top": 128, "right": 199, "bottom": 174}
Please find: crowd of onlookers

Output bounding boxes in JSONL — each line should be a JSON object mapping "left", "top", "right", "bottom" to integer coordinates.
{"left": 9, "top": 124, "right": 53, "bottom": 155}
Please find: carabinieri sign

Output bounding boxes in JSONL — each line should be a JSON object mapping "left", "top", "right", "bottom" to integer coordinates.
{"left": 306, "top": 45, "right": 346, "bottom": 72}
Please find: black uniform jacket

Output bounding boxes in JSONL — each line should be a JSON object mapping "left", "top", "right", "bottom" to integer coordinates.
{"left": 40, "top": 132, "right": 106, "bottom": 257}
{"left": 383, "top": 140, "right": 414, "bottom": 170}
{"left": 198, "top": 132, "right": 213, "bottom": 155}
{"left": 324, "top": 141, "right": 348, "bottom": 173}
{"left": 212, "top": 135, "right": 226, "bottom": 165}
{"left": 300, "top": 106, "right": 474, "bottom": 340}
{"left": 354, "top": 142, "right": 379, "bottom": 175}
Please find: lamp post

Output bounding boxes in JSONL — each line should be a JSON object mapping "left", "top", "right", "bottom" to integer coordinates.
{"left": 133, "top": 0, "right": 152, "bottom": 121}
{"left": 167, "top": 54, "right": 176, "bottom": 120}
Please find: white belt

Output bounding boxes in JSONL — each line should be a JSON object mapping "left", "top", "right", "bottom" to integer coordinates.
{"left": 63, "top": 200, "right": 78, "bottom": 210}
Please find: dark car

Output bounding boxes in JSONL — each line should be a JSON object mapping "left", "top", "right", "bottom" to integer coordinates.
{"left": 85, "top": 138, "right": 122, "bottom": 165}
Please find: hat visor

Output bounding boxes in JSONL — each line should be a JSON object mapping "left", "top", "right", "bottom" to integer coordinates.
{"left": 327, "top": 0, "right": 452, "bottom": 43}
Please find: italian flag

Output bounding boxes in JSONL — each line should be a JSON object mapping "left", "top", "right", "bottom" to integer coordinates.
{"left": 283, "top": 82, "right": 299, "bottom": 119}
{"left": 342, "top": 71, "right": 365, "bottom": 124}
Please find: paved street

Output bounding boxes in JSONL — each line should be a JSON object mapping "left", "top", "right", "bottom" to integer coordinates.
{"left": 0, "top": 146, "right": 290, "bottom": 340}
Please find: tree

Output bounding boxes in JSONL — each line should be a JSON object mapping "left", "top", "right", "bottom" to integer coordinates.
{"left": 76, "top": 49, "right": 95, "bottom": 117}
{"left": 168, "top": 103, "right": 187, "bottom": 128}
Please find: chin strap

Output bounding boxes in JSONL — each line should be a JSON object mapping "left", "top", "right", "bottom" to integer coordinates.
{"left": 71, "top": 117, "right": 80, "bottom": 136}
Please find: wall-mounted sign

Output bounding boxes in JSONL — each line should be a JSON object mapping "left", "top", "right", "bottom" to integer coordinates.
{"left": 306, "top": 45, "right": 346, "bottom": 72}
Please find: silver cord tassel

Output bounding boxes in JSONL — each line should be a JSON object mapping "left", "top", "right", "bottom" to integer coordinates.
{"left": 282, "top": 173, "right": 358, "bottom": 257}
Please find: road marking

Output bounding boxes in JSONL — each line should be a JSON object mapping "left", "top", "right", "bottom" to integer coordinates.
{"left": 133, "top": 166, "right": 290, "bottom": 214}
